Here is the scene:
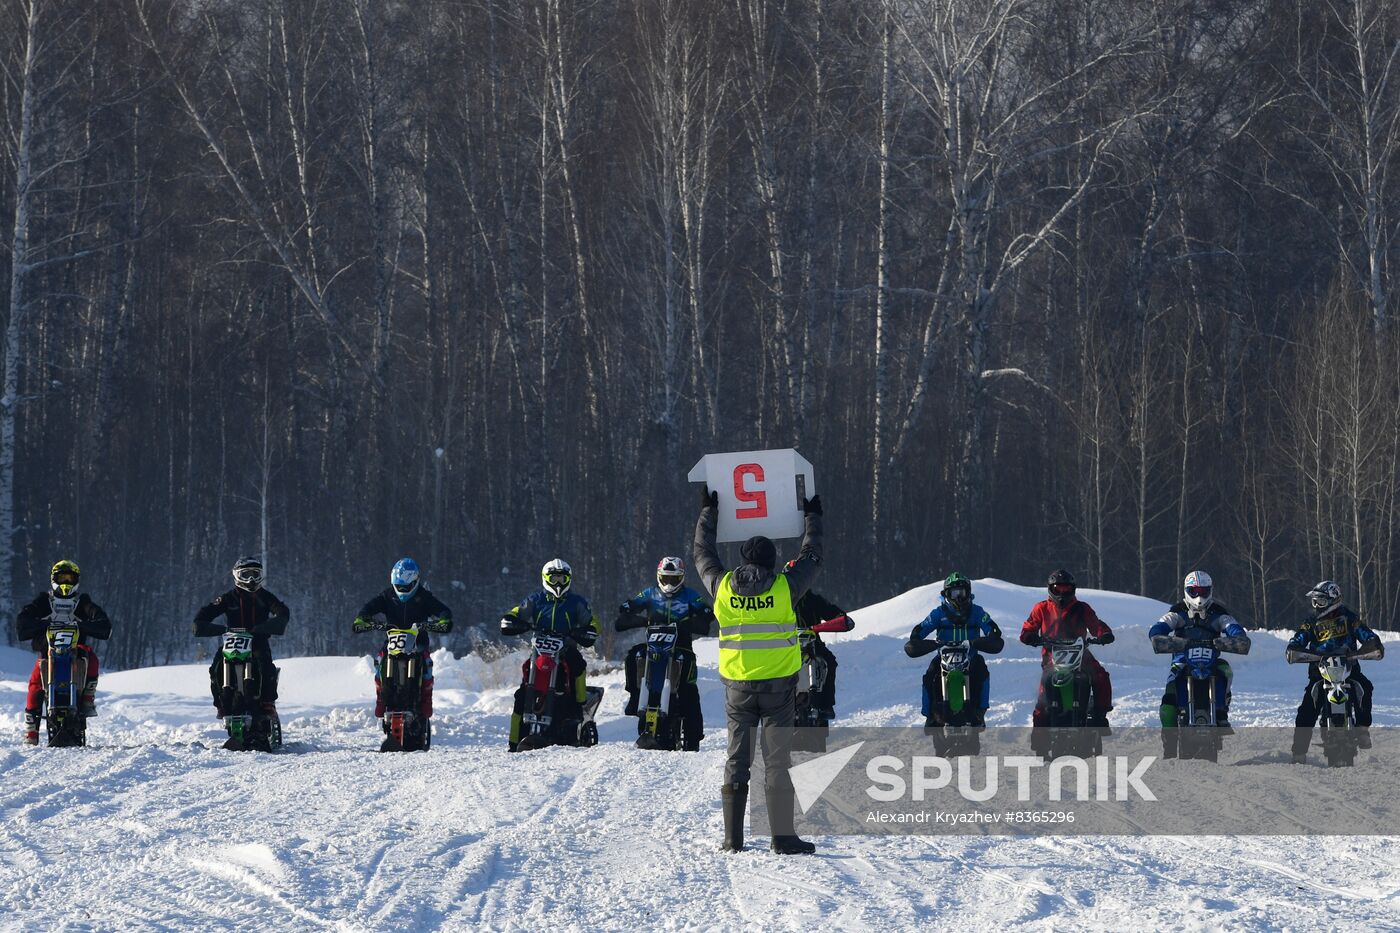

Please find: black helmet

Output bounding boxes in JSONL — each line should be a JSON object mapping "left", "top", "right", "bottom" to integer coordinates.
{"left": 1047, "top": 569, "right": 1076, "bottom": 606}
{"left": 941, "top": 571, "right": 972, "bottom": 615}
{"left": 232, "top": 556, "right": 264, "bottom": 592}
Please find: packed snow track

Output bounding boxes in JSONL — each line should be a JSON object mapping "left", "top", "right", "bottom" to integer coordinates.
{"left": 2, "top": 580, "right": 1399, "bottom": 931}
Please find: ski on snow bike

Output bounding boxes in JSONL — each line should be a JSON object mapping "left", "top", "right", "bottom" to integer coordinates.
{"left": 376, "top": 622, "right": 440, "bottom": 753}
{"left": 921, "top": 639, "right": 984, "bottom": 757}
{"left": 215, "top": 629, "right": 282, "bottom": 752}
{"left": 1152, "top": 625, "right": 1248, "bottom": 761}
{"left": 39, "top": 603, "right": 88, "bottom": 748}
{"left": 1032, "top": 637, "right": 1105, "bottom": 760}
{"left": 631, "top": 623, "right": 697, "bottom": 751}
{"left": 512, "top": 631, "right": 603, "bottom": 753}
{"left": 793, "top": 615, "right": 854, "bottom": 753}
{"left": 1288, "top": 647, "right": 1375, "bottom": 768}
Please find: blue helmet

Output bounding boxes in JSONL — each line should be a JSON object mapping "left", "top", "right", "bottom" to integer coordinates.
{"left": 391, "top": 557, "right": 420, "bottom": 602}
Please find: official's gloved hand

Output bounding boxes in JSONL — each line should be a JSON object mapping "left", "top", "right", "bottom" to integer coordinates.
{"left": 802, "top": 495, "right": 823, "bottom": 516}
{"left": 700, "top": 486, "right": 718, "bottom": 510}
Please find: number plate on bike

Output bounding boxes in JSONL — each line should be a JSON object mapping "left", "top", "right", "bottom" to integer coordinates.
{"left": 533, "top": 635, "right": 564, "bottom": 654}
{"left": 1186, "top": 646, "right": 1214, "bottom": 662}
{"left": 939, "top": 647, "right": 969, "bottom": 670}
{"left": 47, "top": 626, "right": 79, "bottom": 655}
{"left": 648, "top": 630, "right": 677, "bottom": 646}
{"left": 1050, "top": 644, "right": 1084, "bottom": 669}
{"left": 221, "top": 631, "right": 254, "bottom": 658}
{"left": 386, "top": 628, "right": 418, "bottom": 655}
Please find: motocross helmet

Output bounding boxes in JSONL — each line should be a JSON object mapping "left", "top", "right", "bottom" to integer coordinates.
{"left": 543, "top": 558, "right": 572, "bottom": 599}
{"left": 941, "top": 571, "right": 972, "bottom": 615}
{"left": 232, "top": 556, "right": 264, "bottom": 592}
{"left": 1047, "top": 569, "right": 1076, "bottom": 606}
{"left": 50, "top": 560, "right": 80, "bottom": 598}
{"left": 656, "top": 556, "right": 685, "bottom": 597}
{"left": 391, "top": 557, "right": 420, "bottom": 602}
{"left": 1306, "top": 580, "right": 1342, "bottom": 616}
{"left": 1183, "top": 570, "right": 1213, "bottom": 614}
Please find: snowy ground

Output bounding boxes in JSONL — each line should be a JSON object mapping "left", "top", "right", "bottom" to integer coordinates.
{"left": 2, "top": 579, "right": 1399, "bottom": 931}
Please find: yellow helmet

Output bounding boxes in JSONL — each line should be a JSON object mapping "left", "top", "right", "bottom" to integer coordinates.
{"left": 51, "top": 560, "right": 80, "bottom": 598}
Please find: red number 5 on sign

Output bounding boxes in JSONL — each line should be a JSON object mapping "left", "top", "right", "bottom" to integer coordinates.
{"left": 733, "top": 464, "right": 768, "bottom": 519}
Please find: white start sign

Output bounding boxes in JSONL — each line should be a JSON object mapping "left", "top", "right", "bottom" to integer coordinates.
{"left": 688, "top": 448, "right": 815, "bottom": 543}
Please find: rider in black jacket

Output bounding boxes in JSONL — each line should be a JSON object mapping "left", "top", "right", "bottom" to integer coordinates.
{"left": 193, "top": 557, "right": 289, "bottom": 717}
{"left": 353, "top": 557, "right": 453, "bottom": 722}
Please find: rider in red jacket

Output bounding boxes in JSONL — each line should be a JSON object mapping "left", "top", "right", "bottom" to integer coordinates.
{"left": 1019, "top": 569, "right": 1114, "bottom": 726}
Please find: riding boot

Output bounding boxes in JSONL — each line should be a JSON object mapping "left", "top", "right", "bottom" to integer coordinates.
{"left": 80, "top": 682, "right": 98, "bottom": 718}
{"left": 1290, "top": 727, "right": 1312, "bottom": 763}
{"left": 1160, "top": 729, "right": 1179, "bottom": 759}
{"left": 721, "top": 782, "right": 747, "bottom": 853}
{"left": 766, "top": 786, "right": 816, "bottom": 855}
{"left": 22, "top": 709, "right": 39, "bottom": 746}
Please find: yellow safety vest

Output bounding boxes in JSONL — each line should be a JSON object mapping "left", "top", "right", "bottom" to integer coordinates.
{"left": 715, "top": 572, "right": 799, "bottom": 681}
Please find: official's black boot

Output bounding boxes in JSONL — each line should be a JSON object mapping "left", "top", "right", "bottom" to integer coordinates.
{"left": 721, "top": 782, "right": 747, "bottom": 853}
{"left": 766, "top": 786, "right": 815, "bottom": 855}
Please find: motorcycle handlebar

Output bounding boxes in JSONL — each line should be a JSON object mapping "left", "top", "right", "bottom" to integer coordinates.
{"left": 810, "top": 615, "right": 855, "bottom": 634}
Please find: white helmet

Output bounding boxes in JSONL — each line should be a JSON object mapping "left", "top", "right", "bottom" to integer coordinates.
{"left": 542, "top": 558, "right": 572, "bottom": 599}
{"left": 656, "top": 556, "right": 685, "bottom": 597}
{"left": 1183, "top": 570, "right": 1213, "bottom": 613}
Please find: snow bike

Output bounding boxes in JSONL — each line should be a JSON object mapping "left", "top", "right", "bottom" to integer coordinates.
{"left": 1153, "top": 626, "right": 1249, "bottom": 762}
{"left": 1032, "top": 637, "right": 1103, "bottom": 760}
{"left": 215, "top": 629, "right": 282, "bottom": 752}
{"left": 793, "top": 616, "right": 854, "bottom": 753}
{"left": 631, "top": 623, "right": 695, "bottom": 751}
{"left": 1290, "top": 648, "right": 1367, "bottom": 768}
{"left": 922, "top": 639, "right": 983, "bottom": 757}
{"left": 40, "top": 602, "right": 88, "bottom": 748}
{"left": 378, "top": 624, "right": 432, "bottom": 753}
{"left": 513, "top": 631, "right": 603, "bottom": 753}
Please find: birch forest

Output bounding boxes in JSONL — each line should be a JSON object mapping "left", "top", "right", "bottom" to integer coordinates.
{"left": 3, "top": 0, "right": 1400, "bottom": 667}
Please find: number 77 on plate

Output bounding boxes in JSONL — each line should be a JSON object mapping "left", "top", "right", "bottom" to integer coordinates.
{"left": 688, "top": 448, "right": 816, "bottom": 543}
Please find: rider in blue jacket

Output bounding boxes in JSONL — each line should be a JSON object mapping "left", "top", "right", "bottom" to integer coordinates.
{"left": 1148, "top": 570, "right": 1250, "bottom": 727}
{"left": 1286, "top": 580, "right": 1383, "bottom": 762}
{"left": 904, "top": 572, "right": 1004, "bottom": 726}
{"left": 616, "top": 556, "right": 714, "bottom": 750}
